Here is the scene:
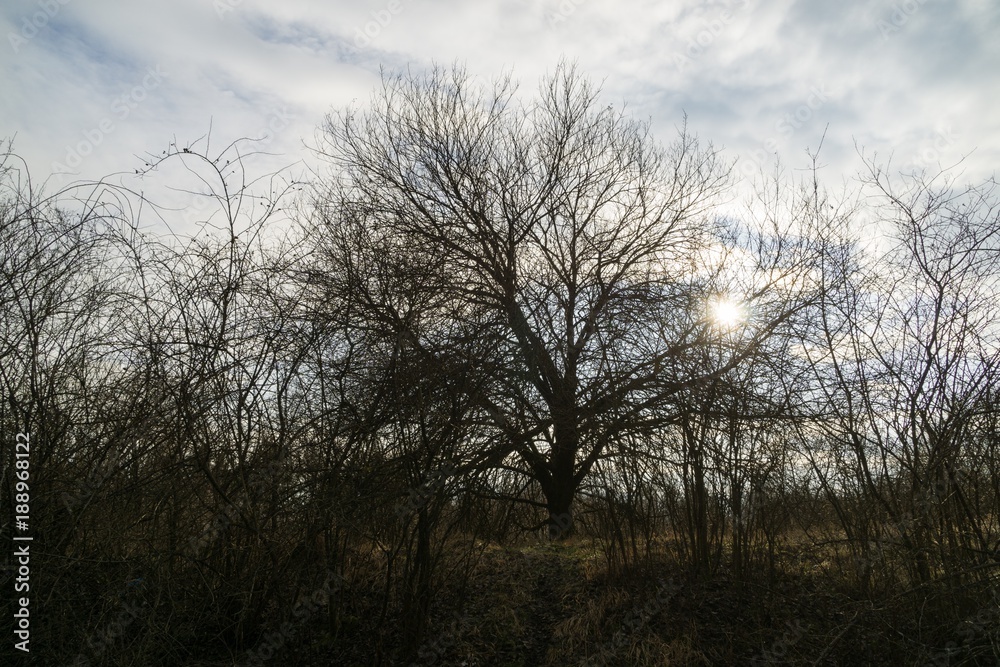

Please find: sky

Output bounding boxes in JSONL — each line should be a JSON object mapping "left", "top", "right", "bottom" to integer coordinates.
{"left": 2, "top": 0, "right": 998, "bottom": 236}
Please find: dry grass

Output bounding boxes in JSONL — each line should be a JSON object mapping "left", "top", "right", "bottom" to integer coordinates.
{"left": 50, "top": 529, "right": 998, "bottom": 666}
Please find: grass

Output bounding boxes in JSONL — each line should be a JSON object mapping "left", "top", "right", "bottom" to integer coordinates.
{"left": 60, "top": 532, "right": 998, "bottom": 666}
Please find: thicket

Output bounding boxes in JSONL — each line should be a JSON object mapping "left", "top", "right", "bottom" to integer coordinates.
{"left": 2, "top": 64, "right": 998, "bottom": 665}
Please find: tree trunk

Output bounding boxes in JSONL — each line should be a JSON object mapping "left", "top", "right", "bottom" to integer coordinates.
{"left": 545, "top": 479, "right": 575, "bottom": 540}
{"left": 544, "top": 410, "right": 578, "bottom": 540}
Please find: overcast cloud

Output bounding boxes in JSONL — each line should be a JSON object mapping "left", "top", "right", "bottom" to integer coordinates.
{"left": 2, "top": 0, "right": 997, "bottom": 229}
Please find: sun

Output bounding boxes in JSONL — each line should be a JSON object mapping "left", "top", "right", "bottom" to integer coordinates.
{"left": 710, "top": 297, "right": 745, "bottom": 329}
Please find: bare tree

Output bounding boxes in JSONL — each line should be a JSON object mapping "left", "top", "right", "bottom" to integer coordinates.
{"left": 307, "top": 62, "right": 824, "bottom": 539}
{"left": 801, "top": 157, "right": 1000, "bottom": 589}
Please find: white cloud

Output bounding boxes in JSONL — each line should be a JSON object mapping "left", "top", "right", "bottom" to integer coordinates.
{"left": 1, "top": 0, "right": 996, "bottom": 232}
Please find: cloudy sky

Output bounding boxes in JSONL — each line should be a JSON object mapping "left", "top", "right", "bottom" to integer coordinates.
{"left": 2, "top": 0, "right": 997, "bottom": 234}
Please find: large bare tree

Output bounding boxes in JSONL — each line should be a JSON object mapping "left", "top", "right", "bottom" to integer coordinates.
{"left": 307, "top": 62, "right": 820, "bottom": 538}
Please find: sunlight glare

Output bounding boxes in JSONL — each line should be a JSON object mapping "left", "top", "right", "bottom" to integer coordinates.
{"left": 710, "top": 297, "right": 745, "bottom": 329}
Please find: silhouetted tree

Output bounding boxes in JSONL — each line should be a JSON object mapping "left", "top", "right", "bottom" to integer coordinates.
{"left": 308, "top": 63, "right": 826, "bottom": 539}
